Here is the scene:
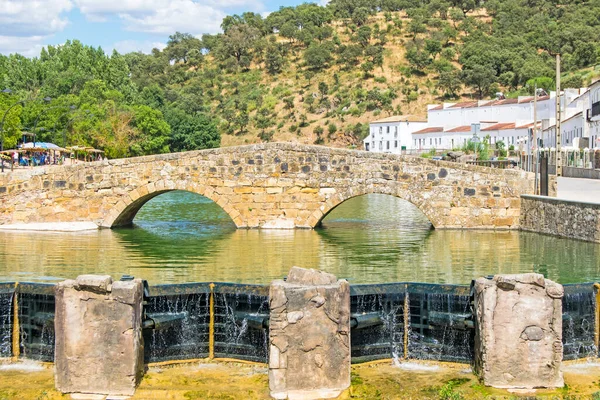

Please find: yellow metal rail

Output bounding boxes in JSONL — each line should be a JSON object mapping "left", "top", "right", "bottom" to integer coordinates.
{"left": 209, "top": 283, "right": 215, "bottom": 359}
{"left": 12, "top": 282, "right": 20, "bottom": 361}
{"left": 594, "top": 283, "right": 600, "bottom": 350}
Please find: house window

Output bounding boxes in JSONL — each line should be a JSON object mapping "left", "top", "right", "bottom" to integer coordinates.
{"left": 365, "top": 143, "right": 370, "bottom": 151}
{"left": 394, "top": 127, "right": 398, "bottom": 138}
{"left": 379, "top": 141, "right": 383, "bottom": 150}
{"left": 379, "top": 127, "right": 382, "bottom": 134}
{"left": 430, "top": 138, "right": 432, "bottom": 145}
{"left": 387, "top": 126, "right": 390, "bottom": 133}
{"left": 387, "top": 141, "right": 390, "bottom": 150}
{"left": 394, "top": 140, "right": 398, "bottom": 148}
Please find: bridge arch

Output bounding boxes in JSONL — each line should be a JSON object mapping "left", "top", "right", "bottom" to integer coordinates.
{"left": 100, "top": 179, "right": 238, "bottom": 228}
{"left": 309, "top": 186, "right": 442, "bottom": 229}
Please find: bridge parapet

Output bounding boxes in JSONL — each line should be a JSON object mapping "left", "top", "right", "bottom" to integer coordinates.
{"left": 0, "top": 143, "right": 535, "bottom": 230}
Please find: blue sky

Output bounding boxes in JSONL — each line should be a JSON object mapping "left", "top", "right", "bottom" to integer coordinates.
{"left": 0, "top": 0, "right": 315, "bottom": 56}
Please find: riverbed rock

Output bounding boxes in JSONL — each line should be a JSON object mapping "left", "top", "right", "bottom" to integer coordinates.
{"left": 54, "top": 275, "right": 144, "bottom": 396}
{"left": 269, "top": 267, "right": 350, "bottom": 400}
{"left": 474, "top": 273, "right": 564, "bottom": 389}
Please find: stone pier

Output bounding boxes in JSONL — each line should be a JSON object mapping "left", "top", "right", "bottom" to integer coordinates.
{"left": 54, "top": 275, "right": 145, "bottom": 396}
{"left": 473, "top": 273, "right": 564, "bottom": 389}
{"left": 269, "top": 267, "right": 350, "bottom": 400}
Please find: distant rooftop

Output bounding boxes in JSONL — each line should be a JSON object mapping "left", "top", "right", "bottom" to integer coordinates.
{"left": 444, "top": 125, "right": 471, "bottom": 133}
{"left": 371, "top": 115, "right": 427, "bottom": 123}
{"left": 481, "top": 122, "right": 516, "bottom": 131}
{"left": 413, "top": 127, "right": 444, "bottom": 134}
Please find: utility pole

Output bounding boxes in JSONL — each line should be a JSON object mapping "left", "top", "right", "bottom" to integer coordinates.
{"left": 555, "top": 54, "right": 562, "bottom": 177}
{"left": 533, "top": 83, "right": 538, "bottom": 194}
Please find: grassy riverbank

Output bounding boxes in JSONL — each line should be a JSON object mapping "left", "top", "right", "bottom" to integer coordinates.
{"left": 2, "top": 359, "right": 600, "bottom": 399}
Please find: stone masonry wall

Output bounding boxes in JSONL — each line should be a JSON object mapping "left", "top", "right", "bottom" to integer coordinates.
{"left": 474, "top": 273, "right": 564, "bottom": 389}
{"left": 0, "top": 143, "right": 535, "bottom": 229}
{"left": 520, "top": 194, "right": 600, "bottom": 243}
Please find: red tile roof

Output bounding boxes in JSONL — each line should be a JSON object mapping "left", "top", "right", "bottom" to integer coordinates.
{"left": 430, "top": 104, "right": 444, "bottom": 111}
{"left": 481, "top": 122, "right": 516, "bottom": 131}
{"left": 489, "top": 98, "right": 519, "bottom": 106}
{"left": 515, "top": 122, "right": 541, "bottom": 129}
{"left": 445, "top": 125, "right": 471, "bottom": 133}
{"left": 449, "top": 101, "right": 479, "bottom": 109}
{"left": 413, "top": 127, "right": 444, "bottom": 134}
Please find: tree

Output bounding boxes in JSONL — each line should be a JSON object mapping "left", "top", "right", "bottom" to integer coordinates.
{"left": 405, "top": 47, "right": 431, "bottom": 71}
{"left": 165, "top": 32, "right": 202, "bottom": 64}
{"left": 129, "top": 105, "right": 171, "bottom": 155}
{"left": 217, "top": 24, "right": 260, "bottom": 66}
{"left": 408, "top": 18, "right": 427, "bottom": 40}
{"left": 356, "top": 26, "right": 372, "bottom": 47}
{"left": 462, "top": 65, "right": 497, "bottom": 99}
{"left": 437, "top": 69, "right": 462, "bottom": 97}
{"left": 165, "top": 108, "right": 220, "bottom": 152}
{"left": 318, "top": 82, "right": 329, "bottom": 98}
{"left": 425, "top": 39, "right": 442, "bottom": 59}
{"left": 0, "top": 94, "right": 23, "bottom": 149}
{"left": 351, "top": 8, "right": 370, "bottom": 26}
{"left": 304, "top": 43, "right": 333, "bottom": 70}
{"left": 265, "top": 44, "right": 285, "bottom": 74}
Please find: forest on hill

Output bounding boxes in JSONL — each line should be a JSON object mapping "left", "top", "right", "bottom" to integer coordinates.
{"left": 1, "top": 0, "right": 599, "bottom": 157}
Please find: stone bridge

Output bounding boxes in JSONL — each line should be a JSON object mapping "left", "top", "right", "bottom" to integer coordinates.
{"left": 0, "top": 143, "right": 535, "bottom": 230}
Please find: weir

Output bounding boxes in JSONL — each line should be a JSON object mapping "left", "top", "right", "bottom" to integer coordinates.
{"left": 0, "top": 279, "right": 597, "bottom": 367}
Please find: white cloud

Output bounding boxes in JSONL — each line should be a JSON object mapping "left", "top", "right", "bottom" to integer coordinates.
{"left": 111, "top": 39, "right": 166, "bottom": 54}
{"left": 0, "top": 0, "right": 73, "bottom": 37}
{"left": 120, "top": 1, "right": 226, "bottom": 35}
{"left": 75, "top": 0, "right": 264, "bottom": 34}
{"left": 0, "top": 0, "right": 271, "bottom": 55}
{"left": 0, "top": 35, "right": 47, "bottom": 57}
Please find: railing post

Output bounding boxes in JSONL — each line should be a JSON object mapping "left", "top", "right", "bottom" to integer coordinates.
{"left": 209, "top": 283, "right": 215, "bottom": 360}
{"left": 11, "top": 282, "right": 19, "bottom": 361}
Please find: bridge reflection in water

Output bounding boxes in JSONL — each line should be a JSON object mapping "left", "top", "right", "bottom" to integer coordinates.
{"left": 0, "top": 192, "right": 598, "bottom": 285}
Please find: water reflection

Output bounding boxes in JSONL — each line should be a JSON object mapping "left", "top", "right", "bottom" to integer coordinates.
{"left": 0, "top": 191, "right": 598, "bottom": 285}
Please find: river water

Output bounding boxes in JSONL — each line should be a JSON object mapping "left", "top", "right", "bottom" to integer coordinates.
{"left": 0, "top": 191, "right": 598, "bottom": 285}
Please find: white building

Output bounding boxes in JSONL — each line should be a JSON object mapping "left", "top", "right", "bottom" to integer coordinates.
{"left": 365, "top": 85, "right": 600, "bottom": 153}
{"left": 364, "top": 115, "right": 427, "bottom": 153}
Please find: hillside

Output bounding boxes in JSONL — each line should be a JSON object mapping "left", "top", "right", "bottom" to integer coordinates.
{"left": 1, "top": 0, "right": 600, "bottom": 156}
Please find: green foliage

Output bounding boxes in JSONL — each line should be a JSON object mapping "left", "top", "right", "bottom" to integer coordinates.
{"left": 130, "top": 105, "right": 171, "bottom": 156}
{"left": 304, "top": 43, "right": 333, "bottom": 70}
{"left": 165, "top": 108, "right": 220, "bottom": 152}
{"left": 438, "top": 378, "right": 467, "bottom": 400}
{"left": 2, "top": 0, "right": 600, "bottom": 154}
{"left": 327, "top": 122, "right": 337, "bottom": 135}
{"left": 495, "top": 140, "right": 507, "bottom": 157}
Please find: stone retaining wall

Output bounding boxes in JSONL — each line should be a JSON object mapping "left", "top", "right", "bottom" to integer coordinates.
{"left": 520, "top": 195, "right": 600, "bottom": 243}
{"left": 0, "top": 142, "right": 535, "bottom": 230}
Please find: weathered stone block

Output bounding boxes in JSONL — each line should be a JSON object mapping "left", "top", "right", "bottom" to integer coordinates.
{"left": 269, "top": 267, "right": 350, "bottom": 399}
{"left": 54, "top": 275, "right": 144, "bottom": 396}
{"left": 474, "top": 273, "right": 563, "bottom": 389}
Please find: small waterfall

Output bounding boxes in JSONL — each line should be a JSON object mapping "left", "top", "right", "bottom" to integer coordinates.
{"left": 214, "top": 290, "right": 269, "bottom": 363}
{"left": 0, "top": 286, "right": 13, "bottom": 358}
{"left": 144, "top": 289, "right": 210, "bottom": 363}
{"left": 17, "top": 292, "right": 55, "bottom": 362}
{"left": 407, "top": 290, "right": 472, "bottom": 363}
{"left": 350, "top": 285, "right": 406, "bottom": 363}
{"left": 562, "top": 289, "right": 597, "bottom": 361}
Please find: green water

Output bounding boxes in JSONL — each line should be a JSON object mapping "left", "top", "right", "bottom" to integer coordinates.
{"left": 0, "top": 191, "right": 599, "bottom": 285}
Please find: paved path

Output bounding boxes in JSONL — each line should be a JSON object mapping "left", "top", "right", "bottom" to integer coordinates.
{"left": 557, "top": 177, "right": 600, "bottom": 203}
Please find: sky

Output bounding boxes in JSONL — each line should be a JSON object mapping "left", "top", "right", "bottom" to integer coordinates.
{"left": 0, "top": 0, "right": 315, "bottom": 57}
